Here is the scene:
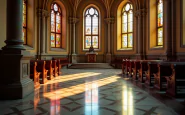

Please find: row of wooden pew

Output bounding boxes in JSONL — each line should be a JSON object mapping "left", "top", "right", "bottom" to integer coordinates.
{"left": 30, "top": 59, "right": 61, "bottom": 89}
{"left": 122, "top": 59, "right": 185, "bottom": 98}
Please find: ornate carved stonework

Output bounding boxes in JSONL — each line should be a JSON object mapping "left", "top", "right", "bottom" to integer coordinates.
{"left": 69, "top": 0, "right": 82, "bottom": 17}
{"left": 102, "top": 0, "right": 114, "bottom": 17}
{"left": 37, "top": 9, "right": 49, "bottom": 18}
{"left": 135, "top": 9, "right": 147, "bottom": 17}
{"left": 104, "top": 17, "right": 115, "bottom": 24}
{"left": 69, "top": 17, "right": 79, "bottom": 24}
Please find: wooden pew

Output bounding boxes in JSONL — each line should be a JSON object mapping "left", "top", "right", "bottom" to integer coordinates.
{"left": 30, "top": 61, "right": 40, "bottom": 89}
{"left": 132, "top": 61, "right": 140, "bottom": 80}
{"left": 53, "top": 56, "right": 70, "bottom": 68}
{"left": 45, "top": 60, "right": 54, "bottom": 80}
{"left": 145, "top": 62, "right": 159, "bottom": 86}
{"left": 125, "top": 59, "right": 131, "bottom": 75}
{"left": 122, "top": 59, "right": 127, "bottom": 75}
{"left": 138, "top": 61, "right": 148, "bottom": 83}
{"left": 153, "top": 63, "right": 172, "bottom": 91}
{"left": 35, "top": 60, "right": 48, "bottom": 84}
{"left": 56, "top": 59, "right": 61, "bottom": 75}
{"left": 128, "top": 60, "right": 135, "bottom": 78}
{"left": 52, "top": 60, "right": 58, "bottom": 77}
{"left": 165, "top": 64, "right": 185, "bottom": 98}
{"left": 111, "top": 57, "right": 125, "bottom": 68}
{"left": 138, "top": 60, "right": 162, "bottom": 83}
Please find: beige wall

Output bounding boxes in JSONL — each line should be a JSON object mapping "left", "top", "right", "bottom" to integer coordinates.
{"left": 0, "top": 0, "right": 6, "bottom": 49}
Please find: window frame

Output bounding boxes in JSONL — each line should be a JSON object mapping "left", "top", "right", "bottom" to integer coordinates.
{"left": 156, "top": 0, "right": 164, "bottom": 46}
{"left": 50, "top": 3, "right": 62, "bottom": 48}
{"left": 121, "top": 3, "right": 133, "bottom": 49}
{"left": 84, "top": 7, "right": 100, "bottom": 50}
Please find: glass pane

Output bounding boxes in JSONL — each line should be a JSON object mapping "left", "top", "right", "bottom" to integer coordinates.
{"left": 158, "top": 13, "right": 163, "bottom": 26}
{"left": 125, "top": 4, "right": 130, "bottom": 11}
{"left": 128, "top": 33, "right": 133, "bottom": 48}
{"left": 158, "top": 28, "right": 163, "bottom": 45}
{"left": 51, "top": 11, "right": 55, "bottom": 32}
{"left": 86, "top": 15, "right": 91, "bottom": 35}
{"left": 85, "top": 36, "right": 91, "bottom": 49}
{"left": 51, "top": 11, "right": 55, "bottom": 22}
{"left": 23, "top": 28, "right": 26, "bottom": 44}
{"left": 158, "top": 37, "right": 163, "bottom": 45}
{"left": 128, "top": 22, "right": 133, "bottom": 32}
{"left": 56, "top": 14, "right": 61, "bottom": 23}
{"left": 123, "top": 13, "right": 127, "bottom": 23}
{"left": 51, "top": 22, "right": 55, "bottom": 32}
{"left": 23, "top": 0, "right": 26, "bottom": 14}
{"left": 54, "top": 4, "right": 58, "bottom": 12}
{"left": 56, "top": 34, "right": 61, "bottom": 47}
{"left": 92, "top": 36, "right": 98, "bottom": 48}
{"left": 122, "top": 34, "right": 127, "bottom": 48}
{"left": 92, "top": 27, "right": 98, "bottom": 35}
{"left": 51, "top": 33, "right": 55, "bottom": 47}
{"left": 56, "top": 23, "right": 61, "bottom": 33}
{"left": 86, "top": 27, "right": 91, "bottom": 35}
{"left": 128, "top": 12, "right": 133, "bottom": 22}
{"left": 23, "top": 14, "right": 26, "bottom": 27}
{"left": 89, "top": 8, "right": 95, "bottom": 15}
{"left": 122, "top": 23, "right": 127, "bottom": 33}
{"left": 158, "top": 28, "right": 163, "bottom": 37}
{"left": 92, "top": 15, "right": 98, "bottom": 34}
{"left": 158, "top": 2, "right": 163, "bottom": 13}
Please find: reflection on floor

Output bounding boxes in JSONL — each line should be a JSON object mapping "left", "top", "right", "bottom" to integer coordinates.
{"left": 0, "top": 69, "right": 182, "bottom": 115}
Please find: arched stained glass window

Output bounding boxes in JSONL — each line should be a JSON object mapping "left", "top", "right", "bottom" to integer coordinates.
{"left": 22, "top": 0, "right": 27, "bottom": 44}
{"left": 51, "top": 3, "right": 61, "bottom": 48}
{"left": 84, "top": 7, "right": 99, "bottom": 49}
{"left": 121, "top": 3, "right": 133, "bottom": 48}
{"left": 157, "top": 0, "right": 163, "bottom": 46}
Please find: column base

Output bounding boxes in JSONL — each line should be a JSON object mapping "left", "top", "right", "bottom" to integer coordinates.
{"left": 0, "top": 50, "right": 34, "bottom": 99}
{"left": 0, "top": 78, "right": 34, "bottom": 99}
{"left": 72, "top": 54, "right": 77, "bottom": 63}
{"left": 106, "top": 53, "right": 112, "bottom": 63}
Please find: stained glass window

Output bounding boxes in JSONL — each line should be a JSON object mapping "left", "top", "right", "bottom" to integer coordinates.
{"left": 22, "top": 0, "right": 27, "bottom": 44}
{"left": 121, "top": 3, "right": 133, "bottom": 48}
{"left": 84, "top": 7, "right": 99, "bottom": 49}
{"left": 157, "top": 0, "right": 163, "bottom": 46}
{"left": 51, "top": 3, "right": 61, "bottom": 48}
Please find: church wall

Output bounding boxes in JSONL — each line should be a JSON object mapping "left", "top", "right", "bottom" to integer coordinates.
{"left": 0, "top": 0, "right": 6, "bottom": 49}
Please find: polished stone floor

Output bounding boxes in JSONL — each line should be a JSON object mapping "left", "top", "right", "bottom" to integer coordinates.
{"left": 0, "top": 69, "right": 182, "bottom": 115}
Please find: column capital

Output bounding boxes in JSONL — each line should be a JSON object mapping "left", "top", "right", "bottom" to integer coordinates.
{"left": 37, "top": 9, "right": 49, "bottom": 18}
{"left": 135, "top": 9, "right": 147, "bottom": 18}
{"left": 69, "top": 17, "right": 79, "bottom": 24}
{"left": 104, "top": 17, "right": 115, "bottom": 24}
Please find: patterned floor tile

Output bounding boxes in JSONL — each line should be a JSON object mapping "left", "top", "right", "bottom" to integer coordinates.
{"left": 0, "top": 69, "right": 180, "bottom": 115}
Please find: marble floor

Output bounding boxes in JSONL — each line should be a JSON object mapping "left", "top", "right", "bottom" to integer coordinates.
{"left": 0, "top": 69, "right": 183, "bottom": 115}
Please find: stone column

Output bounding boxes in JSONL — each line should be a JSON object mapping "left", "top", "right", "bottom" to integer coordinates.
{"left": 105, "top": 18, "right": 114, "bottom": 63}
{"left": 37, "top": 9, "right": 48, "bottom": 59}
{"left": 37, "top": 9, "right": 42, "bottom": 59}
{"left": 69, "top": 17, "right": 79, "bottom": 63}
{"left": 164, "top": 0, "right": 172, "bottom": 60}
{"left": 135, "top": 9, "right": 147, "bottom": 59}
{"left": 0, "top": 0, "right": 34, "bottom": 99}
